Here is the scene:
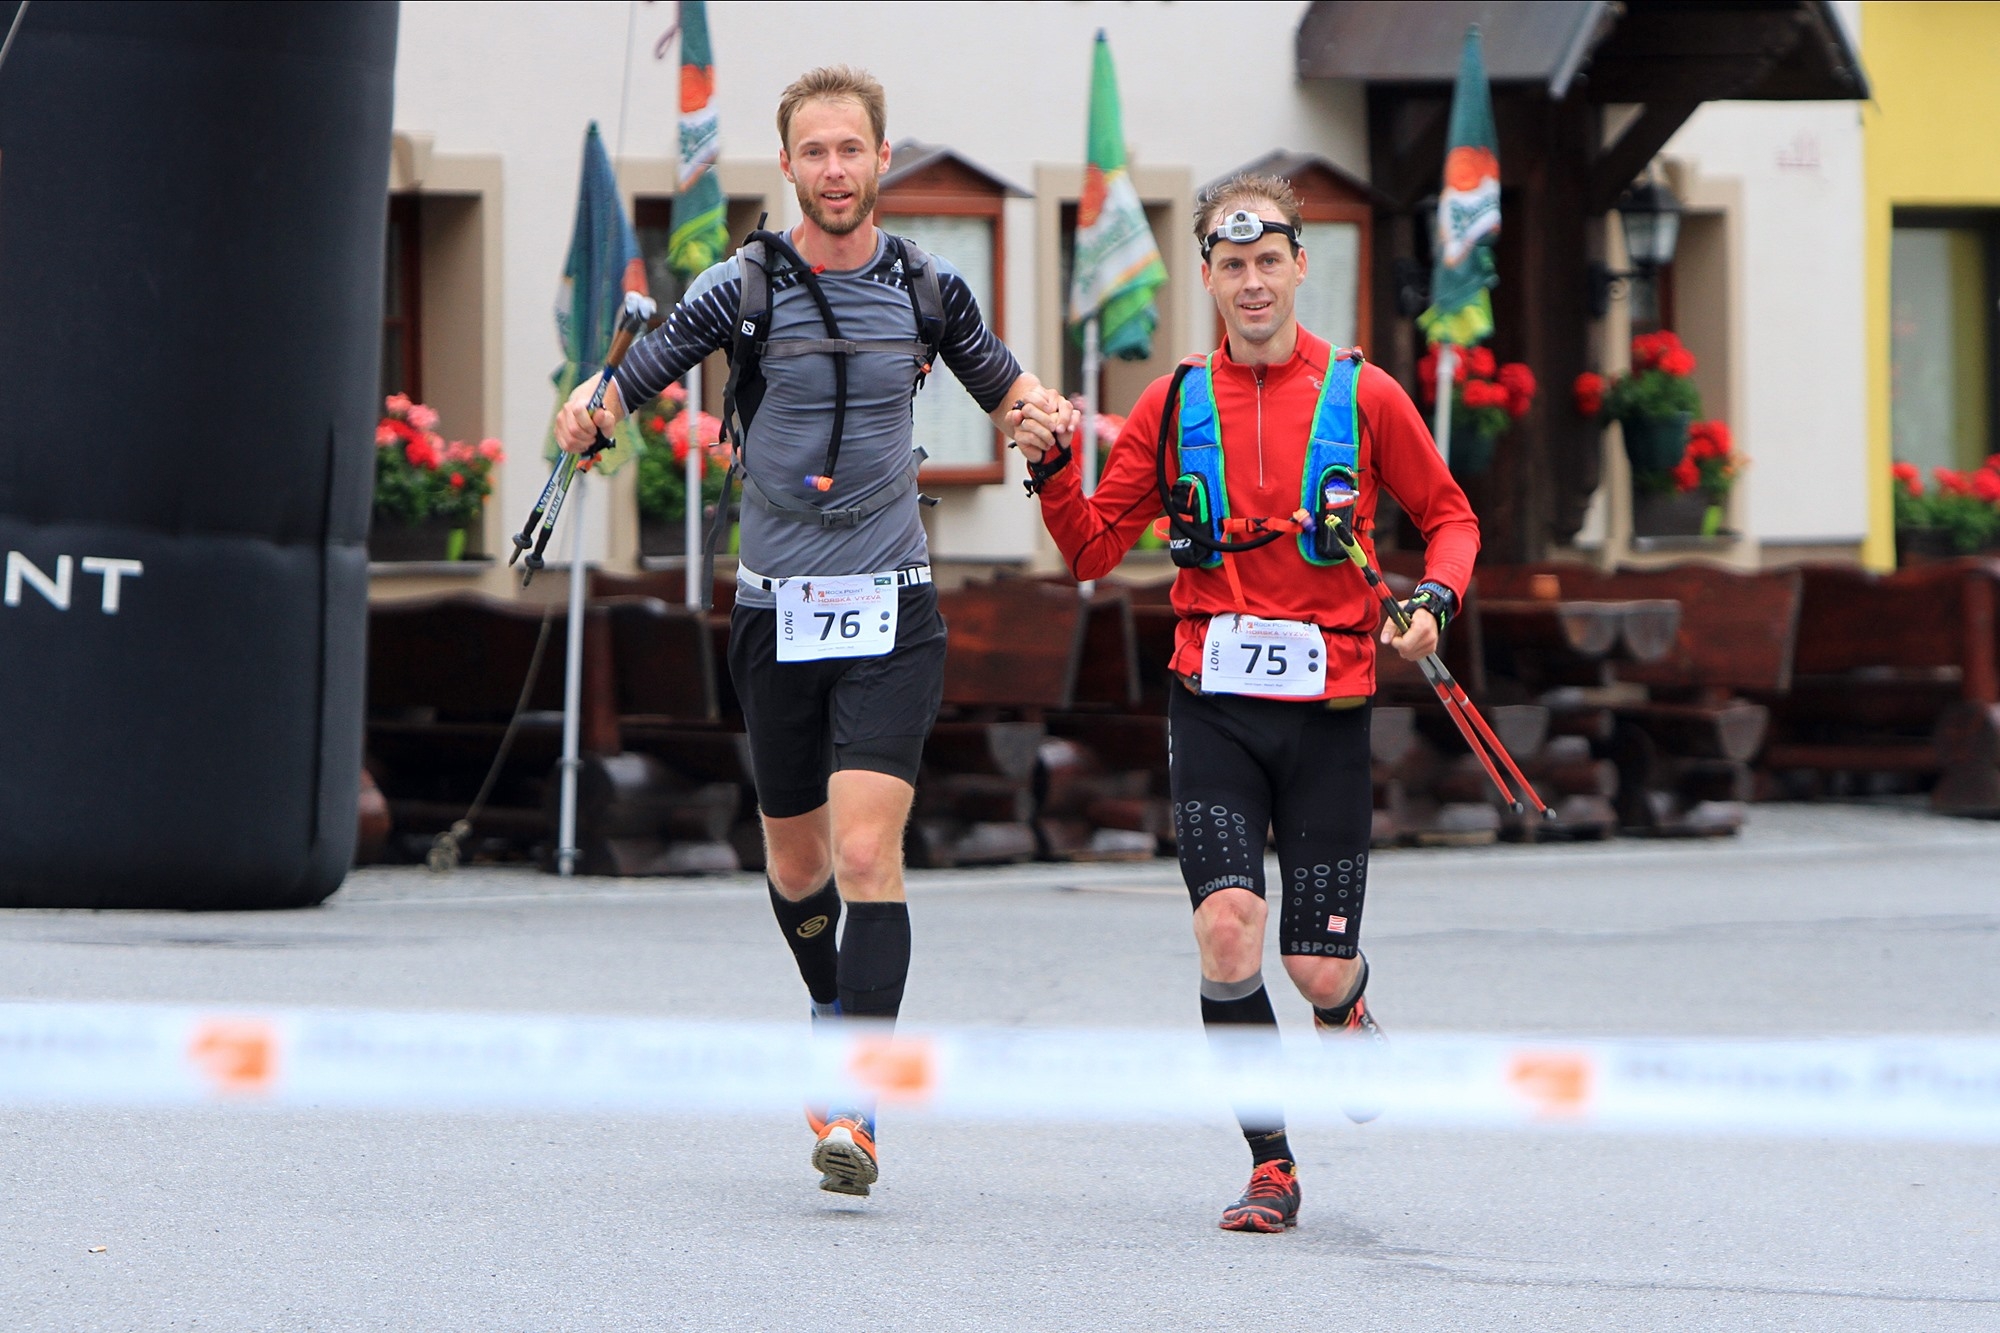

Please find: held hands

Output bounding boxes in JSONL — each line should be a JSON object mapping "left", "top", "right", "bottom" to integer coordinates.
{"left": 1382, "top": 607, "right": 1439, "bottom": 661}
{"left": 554, "top": 377, "right": 627, "bottom": 455}
{"left": 1005, "top": 388, "right": 1078, "bottom": 463}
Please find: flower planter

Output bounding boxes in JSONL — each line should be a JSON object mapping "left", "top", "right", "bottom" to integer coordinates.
{"left": 1620, "top": 412, "right": 1692, "bottom": 475}
{"left": 1895, "top": 525, "right": 1960, "bottom": 566}
{"left": 640, "top": 505, "right": 737, "bottom": 559}
{"left": 1631, "top": 489, "right": 1717, "bottom": 539}
{"left": 368, "top": 514, "right": 469, "bottom": 563}
{"left": 1449, "top": 427, "right": 1500, "bottom": 478}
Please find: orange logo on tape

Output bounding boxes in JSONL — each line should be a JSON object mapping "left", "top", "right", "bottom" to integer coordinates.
{"left": 188, "top": 1020, "right": 279, "bottom": 1096}
{"left": 846, "top": 1036, "right": 937, "bottom": 1104}
{"left": 1506, "top": 1051, "right": 1592, "bottom": 1117}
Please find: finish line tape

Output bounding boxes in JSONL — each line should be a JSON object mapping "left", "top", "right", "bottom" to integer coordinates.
{"left": 1, "top": 1002, "right": 1997, "bottom": 1141}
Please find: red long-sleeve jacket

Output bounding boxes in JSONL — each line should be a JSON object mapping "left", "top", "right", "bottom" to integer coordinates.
{"left": 1038, "top": 328, "right": 1480, "bottom": 700}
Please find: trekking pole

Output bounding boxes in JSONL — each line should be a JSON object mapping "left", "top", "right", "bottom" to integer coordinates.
{"left": 1327, "top": 515, "right": 1548, "bottom": 817}
{"left": 512, "top": 291, "right": 658, "bottom": 586}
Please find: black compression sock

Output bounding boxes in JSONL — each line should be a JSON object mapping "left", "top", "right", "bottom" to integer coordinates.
{"left": 837, "top": 900, "right": 912, "bottom": 1020}
{"left": 769, "top": 879, "right": 842, "bottom": 1006}
{"left": 1200, "top": 974, "right": 1294, "bottom": 1165}
{"left": 1312, "top": 953, "right": 1370, "bottom": 1028}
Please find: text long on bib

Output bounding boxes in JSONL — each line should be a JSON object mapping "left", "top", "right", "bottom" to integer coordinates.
{"left": 775, "top": 574, "right": 900, "bottom": 662}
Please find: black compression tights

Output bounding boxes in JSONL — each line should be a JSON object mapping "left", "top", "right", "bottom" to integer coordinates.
{"left": 1168, "top": 687, "right": 1374, "bottom": 957}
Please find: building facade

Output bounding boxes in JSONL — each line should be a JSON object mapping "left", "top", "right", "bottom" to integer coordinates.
{"left": 1859, "top": 0, "right": 2000, "bottom": 569}
{"left": 377, "top": 0, "right": 1874, "bottom": 600}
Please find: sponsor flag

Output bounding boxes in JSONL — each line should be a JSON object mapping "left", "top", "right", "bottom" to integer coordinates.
{"left": 1418, "top": 27, "right": 1500, "bottom": 349}
{"left": 550, "top": 121, "right": 649, "bottom": 464}
{"left": 669, "top": 0, "right": 728, "bottom": 279}
{"left": 1067, "top": 30, "right": 1167, "bottom": 360}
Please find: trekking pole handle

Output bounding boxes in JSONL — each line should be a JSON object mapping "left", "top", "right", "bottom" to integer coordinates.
{"left": 580, "top": 293, "right": 660, "bottom": 456}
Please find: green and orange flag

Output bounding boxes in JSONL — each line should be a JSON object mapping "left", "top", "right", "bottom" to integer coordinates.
{"left": 1067, "top": 30, "right": 1166, "bottom": 360}
{"left": 669, "top": 0, "right": 727, "bottom": 279}
{"left": 1419, "top": 26, "right": 1500, "bottom": 348}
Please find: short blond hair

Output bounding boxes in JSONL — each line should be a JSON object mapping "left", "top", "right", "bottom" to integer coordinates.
{"left": 776, "top": 66, "right": 887, "bottom": 151}
{"left": 1194, "top": 172, "right": 1305, "bottom": 247}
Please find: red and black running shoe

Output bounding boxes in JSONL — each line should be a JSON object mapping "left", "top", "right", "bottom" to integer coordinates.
{"left": 1219, "top": 1160, "right": 1300, "bottom": 1233}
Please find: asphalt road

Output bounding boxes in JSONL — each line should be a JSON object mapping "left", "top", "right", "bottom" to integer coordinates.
{"left": 2, "top": 802, "right": 1997, "bottom": 1331}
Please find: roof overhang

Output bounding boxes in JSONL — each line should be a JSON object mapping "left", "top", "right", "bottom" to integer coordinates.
{"left": 881, "top": 140, "right": 1032, "bottom": 198}
{"left": 1296, "top": 0, "right": 1868, "bottom": 103}
{"left": 1204, "top": 149, "right": 1389, "bottom": 209}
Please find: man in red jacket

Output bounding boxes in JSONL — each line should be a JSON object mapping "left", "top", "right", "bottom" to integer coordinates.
{"left": 1015, "top": 172, "right": 1479, "bottom": 1232}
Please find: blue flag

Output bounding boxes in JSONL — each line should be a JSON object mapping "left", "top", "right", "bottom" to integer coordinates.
{"left": 549, "top": 123, "right": 650, "bottom": 464}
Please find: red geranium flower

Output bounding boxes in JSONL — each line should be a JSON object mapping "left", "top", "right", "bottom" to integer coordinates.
{"left": 449, "top": 473, "right": 466, "bottom": 489}
{"left": 668, "top": 409, "right": 724, "bottom": 450}
{"left": 1416, "top": 345, "right": 1471, "bottom": 402}
{"left": 1671, "top": 456, "right": 1701, "bottom": 493}
{"left": 1891, "top": 461, "right": 1922, "bottom": 495}
{"left": 1974, "top": 467, "right": 2000, "bottom": 504}
{"left": 1498, "top": 362, "right": 1536, "bottom": 417}
{"left": 1464, "top": 380, "right": 1512, "bottom": 411}
{"left": 1573, "top": 372, "right": 1605, "bottom": 417}
{"left": 1465, "top": 345, "right": 1497, "bottom": 379}
{"left": 1935, "top": 467, "right": 1975, "bottom": 497}
{"left": 1659, "top": 347, "right": 1697, "bottom": 377}
{"left": 649, "top": 415, "right": 668, "bottom": 434}
{"left": 404, "top": 436, "right": 440, "bottom": 470}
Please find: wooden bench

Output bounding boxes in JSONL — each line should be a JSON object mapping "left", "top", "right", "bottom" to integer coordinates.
{"left": 1760, "top": 558, "right": 2000, "bottom": 814}
{"left": 366, "top": 594, "right": 617, "bottom": 858}
{"left": 1471, "top": 562, "right": 1809, "bottom": 836}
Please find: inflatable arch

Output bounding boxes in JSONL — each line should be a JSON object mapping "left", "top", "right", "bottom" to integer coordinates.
{"left": 0, "top": 2, "right": 398, "bottom": 907}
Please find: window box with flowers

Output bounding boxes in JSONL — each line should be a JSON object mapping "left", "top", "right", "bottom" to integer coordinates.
{"left": 1416, "top": 345, "right": 1537, "bottom": 477}
{"left": 1630, "top": 419, "right": 1743, "bottom": 538}
{"left": 634, "top": 384, "right": 735, "bottom": 558}
{"left": 1575, "top": 330, "right": 1701, "bottom": 476}
{"left": 370, "top": 395, "right": 505, "bottom": 563}
{"left": 1892, "top": 459, "right": 2000, "bottom": 564}
{"left": 1573, "top": 332, "right": 1727, "bottom": 540}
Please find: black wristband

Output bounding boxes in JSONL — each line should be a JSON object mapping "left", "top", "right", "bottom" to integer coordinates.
{"left": 1022, "top": 438, "right": 1074, "bottom": 496}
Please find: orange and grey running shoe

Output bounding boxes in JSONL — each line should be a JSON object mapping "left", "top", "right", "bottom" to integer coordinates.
{"left": 807, "top": 1108, "right": 879, "bottom": 1197}
{"left": 1219, "top": 1160, "right": 1300, "bottom": 1233}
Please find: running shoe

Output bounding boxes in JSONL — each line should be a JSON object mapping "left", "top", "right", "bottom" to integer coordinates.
{"left": 807, "top": 1108, "right": 879, "bottom": 1197}
{"left": 1219, "top": 1160, "right": 1300, "bottom": 1233}
{"left": 1316, "top": 994, "right": 1387, "bottom": 1123}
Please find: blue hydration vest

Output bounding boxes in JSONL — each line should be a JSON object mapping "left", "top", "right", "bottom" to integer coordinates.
{"left": 1172, "top": 349, "right": 1363, "bottom": 568}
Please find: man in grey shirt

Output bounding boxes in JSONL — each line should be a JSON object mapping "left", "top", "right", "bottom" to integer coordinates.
{"left": 555, "top": 65, "right": 1072, "bottom": 1199}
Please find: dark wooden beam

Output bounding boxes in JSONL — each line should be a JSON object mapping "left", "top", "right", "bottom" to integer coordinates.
{"left": 1375, "top": 95, "right": 1450, "bottom": 212}
{"left": 1587, "top": 101, "right": 1698, "bottom": 214}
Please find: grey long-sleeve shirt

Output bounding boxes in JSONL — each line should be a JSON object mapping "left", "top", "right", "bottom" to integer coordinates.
{"left": 613, "top": 231, "right": 1022, "bottom": 607}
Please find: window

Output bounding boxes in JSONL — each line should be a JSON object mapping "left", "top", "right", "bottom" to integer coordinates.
{"left": 381, "top": 194, "right": 422, "bottom": 402}
{"left": 1891, "top": 211, "right": 1999, "bottom": 476}
{"left": 878, "top": 144, "right": 1022, "bottom": 484}
{"left": 633, "top": 196, "right": 766, "bottom": 418}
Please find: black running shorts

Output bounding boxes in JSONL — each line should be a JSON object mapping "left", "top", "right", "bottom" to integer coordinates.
{"left": 1167, "top": 685, "right": 1373, "bottom": 958}
{"left": 728, "top": 584, "right": 947, "bottom": 819}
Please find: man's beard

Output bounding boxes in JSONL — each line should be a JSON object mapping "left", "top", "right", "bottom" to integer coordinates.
{"left": 797, "top": 173, "right": 879, "bottom": 236}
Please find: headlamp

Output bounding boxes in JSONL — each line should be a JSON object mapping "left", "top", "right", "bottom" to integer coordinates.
{"left": 1201, "top": 209, "right": 1300, "bottom": 259}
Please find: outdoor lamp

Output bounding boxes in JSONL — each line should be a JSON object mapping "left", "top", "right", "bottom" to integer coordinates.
{"left": 1587, "top": 177, "right": 1685, "bottom": 317}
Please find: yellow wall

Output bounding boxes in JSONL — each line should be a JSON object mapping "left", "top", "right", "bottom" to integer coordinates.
{"left": 1862, "top": 2, "right": 2000, "bottom": 568}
